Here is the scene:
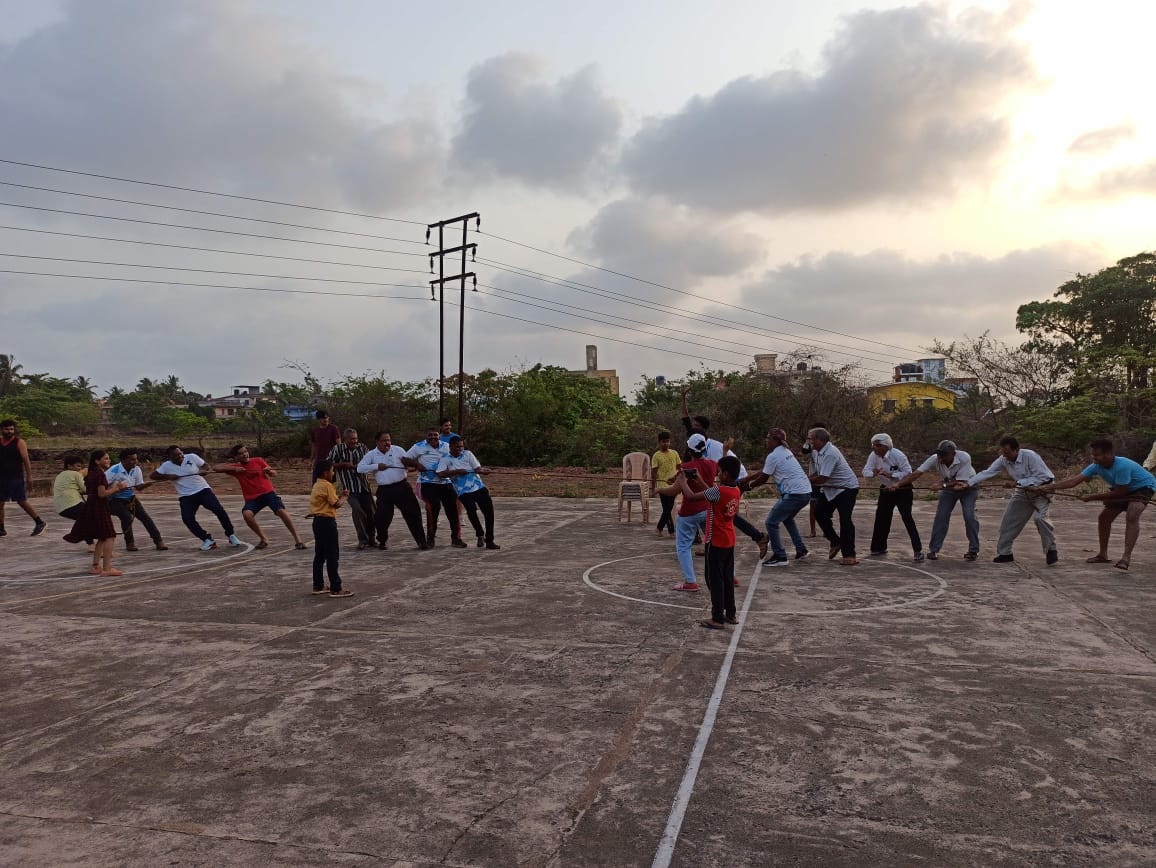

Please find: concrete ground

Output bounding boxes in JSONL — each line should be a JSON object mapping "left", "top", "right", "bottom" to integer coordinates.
{"left": 0, "top": 492, "right": 1153, "bottom": 866}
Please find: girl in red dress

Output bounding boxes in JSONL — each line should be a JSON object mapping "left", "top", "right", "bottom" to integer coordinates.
{"left": 65, "top": 449, "right": 128, "bottom": 576}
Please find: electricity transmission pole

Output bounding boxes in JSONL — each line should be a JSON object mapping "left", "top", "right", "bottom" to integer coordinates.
{"left": 426, "top": 212, "right": 479, "bottom": 434}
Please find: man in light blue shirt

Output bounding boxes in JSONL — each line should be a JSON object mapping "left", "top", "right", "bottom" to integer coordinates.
{"left": 437, "top": 435, "right": 499, "bottom": 549}
{"left": 1034, "top": 438, "right": 1155, "bottom": 570}
{"left": 107, "top": 448, "right": 166, "bottom": 551}
{"left": 404, "top": 427, "right": 465, "bottom": 548}
{"left": 969, "top": 436, "right": 1057, "bottom": 565}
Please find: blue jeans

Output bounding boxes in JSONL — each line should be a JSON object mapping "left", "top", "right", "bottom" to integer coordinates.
{"left": 929, "top": 487, "right": 980, "bottom": 554}
{"left": 764, "top": 493, "right": 811, "bottom": 558}
{"left": 675, "top": 512, "right": 707, "bottom": 583}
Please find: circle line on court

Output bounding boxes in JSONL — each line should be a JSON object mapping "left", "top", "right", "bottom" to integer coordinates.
{"left": 582, "top": 551, "right": 947, "bottom": 615}
{"left": 3, "top": 541, "right": 257, "bottom": 585}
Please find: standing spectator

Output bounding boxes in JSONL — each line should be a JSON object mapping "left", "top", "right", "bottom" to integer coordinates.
{"left": 651, "top": 431, "right": 681, "bottom": 537}
{"left": 404, "top": 427, "right": 465, "bottom": 548}
{"left": 309, "top": 410, "right": 341, "bottom": 482}
{"left": 328, "top": 428, "right": 375, "bottom": 550}
{"left": 661, "top": 433, "right": 718, "bottom": 592}
{"left": 0, "top": 419, "right": 46, "bottom": 536}
{"left": 438, "top": 417, "right": 456, "bottom": 445}
{"left": 740, "top": 428, "right": 813, "bottom": 566}
{"left": 213, "top": 445, "right": 305, "bottom": 550}
{"left": 674, "top": 455, "right": 742, "bottom": 630}
{"left": 437, "top": 435, "right": 500, "bottom": 549}
{"left": 890, "top": 440, "right": 980, "bottom": 561}
{"left": 63, "top": 449, "right": 127, "bottom": 576}
{"left": 357, "top": 431, "right": 428, "bottom": 550}
{"left": 309, "top": 459, "right": 352, "bottom": 597}
{"left": 968, "top": 436, "right": 1058, "bottom": 565}
{"left": 862, "top": 434, "right": 924, "bottom": 561}
{"left": 151, "top": 446, "right": 241, "bottom": 551}
{"left": 679, "top": 390, "right": 725, "bottom": 461}
{"left": 52, "top": 454, "right": 92, "bottom": 548}
{"left": 808, "top": 427, "right": 860, "bottom": 566}
{"left": 106, "top": 448, "right": 167, "bottom": 551}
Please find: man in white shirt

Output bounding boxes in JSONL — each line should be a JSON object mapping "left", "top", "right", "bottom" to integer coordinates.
{"left": 968, "top": 436, "right": 1058, "bottom": 564}
{"left": 404, "top": 427, "right": 465, "bottom": 548}
{"left": 356, "top": 431, "right": 429, "bottom": 551}
{"left": 106, "top": 447, "right": 166, "bottom": 551}
{"left": 807, "top": 427, "right": 860, "bottom": 565}
{"left": 150, "top": 445, "right": 240, "bottom": 551}
{"left": 890, "top": 440, "right": 980, "bottom": 560}
{"left": 862, "top": 434, "right": 923, "bottom": 561}
{"left": 739, "top": 428, "right": 813, "bottom": 566}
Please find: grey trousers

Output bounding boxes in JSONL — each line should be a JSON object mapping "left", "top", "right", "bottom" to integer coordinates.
{"left": 929, "top": 487, "right": 980, "bottom": 554}
{"left": 996, "top": 489, "right": 1056, "bottom": 556}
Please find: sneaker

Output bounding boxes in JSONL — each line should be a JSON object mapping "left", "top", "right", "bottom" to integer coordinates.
{"left": 794, "top": 549, "right": 810, "bottom": 561}
{"left": 672, "top": 582, "right": 700, "bottom": 592}
{"left": 200, "top": 538, "right": 217, "bottom": 552}
{"left": 329, "top": 589, "right": 355, "bottom": 598}
{"left": 451, "top": 538, "right": 467, "bottom": 549}
{"left": 927, "top": 552, "right": 939, "bottom": 560}
{"left": 756, "top": 533, "right": 769, "bottom": 559}
{"left": 963, "top": 552, "right": 977, "bottom": 561}
{"left": 763, "top": 554, "right": 790, "bottom": 567}
{"left": 227, "top": 534, "right": 242, "bottom": 547}
{"left": 1046, "top": 549, "right": 1059, "bottom": 566}
{"left": 992, "top": 554, "right": 1014, "bottom": 563}
{"left": 31, "top": 520, "right": 47, "bottom": 537}
{"left": 913, "top": 552, "right": 926, "bottom": 562}
{"left": 485, "top": 542, "right": 501, "bottom": 550}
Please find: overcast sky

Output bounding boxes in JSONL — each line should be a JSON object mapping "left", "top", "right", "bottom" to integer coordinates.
{"left": 1, "top": 0, "right": 1152, "bottom": 398}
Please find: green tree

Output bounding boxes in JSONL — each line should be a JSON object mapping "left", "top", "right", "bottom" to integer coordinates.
{"left": 0, "top": 354, "right": 24, "bottom": 396}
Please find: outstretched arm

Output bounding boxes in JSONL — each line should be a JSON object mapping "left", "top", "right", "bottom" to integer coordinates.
{"left": 889, "top": 469, "right": 925, "bottom": 490}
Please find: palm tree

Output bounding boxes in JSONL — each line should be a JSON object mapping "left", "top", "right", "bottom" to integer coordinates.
{"left": 72, "top": 375, "right": 96, "bottom": 398}
{"left": 0, "top": 354, "right": 23, "bottom": 395}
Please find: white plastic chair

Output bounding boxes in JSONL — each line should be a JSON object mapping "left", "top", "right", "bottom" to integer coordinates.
{"left": 618, "top": 451, "right": 652, "bottom": 523}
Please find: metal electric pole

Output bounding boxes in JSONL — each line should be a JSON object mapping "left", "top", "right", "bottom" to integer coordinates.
{"left": 426, "top": 212, "right": 479, "bottom": 435}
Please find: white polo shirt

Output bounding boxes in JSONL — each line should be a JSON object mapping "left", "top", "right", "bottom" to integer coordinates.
{"left": 761, "top": 445, "right": 812, "bottom": 496}
{"left": 156, "top": 453, "right": 210, "bottom": 497}
{"left": 356, "top": 446, "right": 409, "bottom": 485}
{"left": 916, "top": 451, "right": 976, "bottom": 483}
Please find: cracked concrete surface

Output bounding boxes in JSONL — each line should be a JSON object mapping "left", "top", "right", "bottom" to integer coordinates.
{"left": 0, "top": 494, "right": 1153, "bottom": 866}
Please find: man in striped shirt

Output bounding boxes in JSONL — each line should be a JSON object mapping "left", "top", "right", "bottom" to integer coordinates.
{"left": 327, "top": 428, "right": 376, "bottom": 550}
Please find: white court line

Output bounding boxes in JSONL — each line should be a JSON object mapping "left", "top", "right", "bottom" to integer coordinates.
{"left": 651, "top": 558, "right": 764, "bottom": 868}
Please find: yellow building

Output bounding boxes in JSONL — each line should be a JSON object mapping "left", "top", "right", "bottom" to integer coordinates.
{"left": 868, "top": 381, "right": 957, "bottom": 416}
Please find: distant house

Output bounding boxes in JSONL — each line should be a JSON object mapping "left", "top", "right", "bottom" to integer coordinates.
{"left": 198, "top": 385, "right": 273, "bottom": 419}
{"left": 568, "top": 345, "right": 620, "bottom": 397}
{"left": 752, "top": 353, "right": 824, "bottom": 392}
{"left": 868, "top": 358, "right": 963, "bottom": 415}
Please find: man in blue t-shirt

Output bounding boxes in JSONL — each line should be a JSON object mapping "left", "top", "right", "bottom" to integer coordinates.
{"left": 403, "top": 427, "right": 464, "bottom": 547}
{"left": 1033, "top": 438, "right": 1156, "bottom": 571}
{"left": 436, "top": 435, "right": 499, "bottom": 549}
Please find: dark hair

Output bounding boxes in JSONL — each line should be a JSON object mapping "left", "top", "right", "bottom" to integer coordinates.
{"left": 166, "top": 444, "right": 181, "bottom": 458}
{"left": 315, "top": 410, "right": 328, "bottom": 420}
{"left": 717, "top": 455, "right": 741, "bottom": 478}
{"left": 812, "top": 421, "right": 828, "bottom": 429}
{"left": 88, "top": 449, "right": 108, "bottom": 470}
{"left": 314, "top": 459, "right": 334, "bottom": 477}
{"left": 439, "top": 416, "right": 452, "bottom": 426}
{"left": 999, "top": 436, "right": 1019, "bottom": 449}
{"left": 374, "top": 430, "right": 390, "bottom": 440}
{"left": 1089, "top": 437, "right": 1115, "bottom": 452}
{"left": 693, "top": 415, "right": 711, "bottom": 431}
{"left": 658, "top": 431, "right": 671, "bottom": 440}
{"left": 448, "top": 434, "right": 462, "bottom": 444}
{"left": 0, "top": 419, "right": 14, "bottom": 428}
{"left": 119, "top": 447, "right": 139, "bottom": 460}
{"left": 62, "top": 453, "right": 84, "bottom": 468}
{"left": 228, "top": 443, "right": 246, "bottom": 458}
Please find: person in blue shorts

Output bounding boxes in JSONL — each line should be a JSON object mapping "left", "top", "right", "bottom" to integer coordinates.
{"left": 1033, "top": 438, "right": 1156, "bottom": 571}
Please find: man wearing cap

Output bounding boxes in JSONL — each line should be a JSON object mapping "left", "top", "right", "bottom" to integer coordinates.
{"left": 890, "top": 440, "right": 980, "bottom": 561}
{"left": 738, "top": 428, "right": 812, "bottom": 566}
{"left": 807, "top": 427, "right": 860, "bottom": 565}
{"left": 967, "top": 436, "right": 1058, "bottom": 565}
{"left": 862, "top": 434, "right": 924, "bottom": 561}
{"left": 660, "top": 432, "right": 718, "bottom": 591}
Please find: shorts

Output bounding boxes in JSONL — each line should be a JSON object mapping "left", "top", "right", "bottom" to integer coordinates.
{"left": 243, "top": 491, "right": 285, "bottom": 514}
{"left": 0, "top": 478, "right": 28, "bottom": 503}
{"left": 1107, "top": 487, "right": 1154, "bottom": 506}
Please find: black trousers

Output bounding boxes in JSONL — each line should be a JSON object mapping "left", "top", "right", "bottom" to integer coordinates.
{"left": 420, "top": 482, "right": 461, "bottom": 540}
{"left": 57, "top": 503, "right": 92, "bottom": 544}
{"left": 870, "top": 485, "right": 922, "bottom": 553}
{"left": 656, "top": 493, "right": 676, "bottom": 533}
{"left": 312, "top": 515, "right": 341, "bottom": 592}
{"left": 733, "top": 513, "right": 762, "bottom": 542}
{"left": 704, "top": 543, "right": 736, "bottom": 623}
{"left": 109, "top": 496, "right": 162, "bottom": 546}
{"left": 347, "top": 489, "right": 376, "bottom": 545}
{"left": 375, "top": 481, "right": 427, "bottom": 548}
{"left": 179, "top": 489, "right": 234, "bottom": 541}
{"left": 814, "top": 488, "right": 859, "bottom": 557}
{"left": 459, "top": 488, "right": 496, "bottom": 544}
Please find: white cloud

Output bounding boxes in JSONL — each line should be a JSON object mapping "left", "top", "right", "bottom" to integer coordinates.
{"left": 1066, "top": 122, "right": 1137, "bottom": 155}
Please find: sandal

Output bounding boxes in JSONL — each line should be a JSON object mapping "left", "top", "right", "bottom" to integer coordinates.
{"left": 1086, "top": 554, "right": 1111, "bottom": 564}
{"left": 310, "top": 588, "right": 330, "bottom": 595}
{"left": 699, "top": 618, "right": 725, "bottom": 630}
{"left": 1115, "top": 559, "right": 1130, "bottom": 571}
{"left": 294, "top": 542, "right": 307, "bottom": 550}
{"left": 255, "top": 540, "right": 269, "bottom": 550}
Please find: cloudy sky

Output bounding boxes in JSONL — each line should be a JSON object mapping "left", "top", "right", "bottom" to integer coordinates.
{"left": 1, "top": 0, "right": 1153, "bottom": 398}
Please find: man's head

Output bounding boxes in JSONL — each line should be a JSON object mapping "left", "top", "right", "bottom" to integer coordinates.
{"left": 343, "top": 427, "right": 359, "bottom": 447}
{"left": 425, "top": 427, "right": 441, "bottom": 446}
{"left": 807, "top": 428, "right": 831, "bottom": 450}
{"left": 229, "top": 444, "right": 250, "bottom": 462}
{"left": 439, "top": 417, "right": 453, "bottom": 435}
{"left": 717, "top": 454, "right": 741, "bottom": 485}
{"left": 691, "top": 415, "right": 711, "bottom": 434}
{"left": 167, "top": 445, "right": 184, "bottom": 463}
{"left": 766, "top": 428, "right": 788, "bottom": 449}
{"left": 686, "top": 432, "right": 708, "bottom": 457}
{"left": 998, "top": 435, "right": 1020, "bottom": 461}
{"left": 62, "top": 453, "right": 84, "bottom": 470}
{"left": 935, "top": 440, "right": 957, "bottom": 464}
{"left": 448, "top": 434, "right": 464, "bottom": 456}
{"left": 0, "top": 419, "right": 15, "bottom": 438}
{"left": 315, "top": 410, "right": 330, "bottom": 425}
{"left": 375, "top": 431, "right": 392, "bottom": 450}
{"left": 119, "top": 448, "right": 140, "bottom": 470}
{"left": 1089, "top": 437, "right": 1116, "bottom": 468}
{"left": 657, "top": 430, "right": 671, "bottom": 450}
{"left": 870, "top": 433, "right": 893, "bottom": 457}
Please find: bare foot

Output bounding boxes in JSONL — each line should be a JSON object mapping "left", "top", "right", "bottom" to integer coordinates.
{"left": 1115, "top": 559, "right": 1130, "bottom": 571}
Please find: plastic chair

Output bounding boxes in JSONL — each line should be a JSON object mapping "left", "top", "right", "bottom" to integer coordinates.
{"left": 618, "top": 452, "right": 651, "bottom": 523}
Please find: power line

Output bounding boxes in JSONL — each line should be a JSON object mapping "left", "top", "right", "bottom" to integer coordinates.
{"left": 0, "top": 224, "right": 427, "bottom": 273}
{"left": 480, "top": 229, "right": 924, "bottom": 355}
{"left": 0, "top": 157, "right": 427, "bottom": 225}
{"left": 0, "top": 180, "right": 428, "bottom": 246}
{"left": 0, "top": 201, "right": 428, "bottom": 257}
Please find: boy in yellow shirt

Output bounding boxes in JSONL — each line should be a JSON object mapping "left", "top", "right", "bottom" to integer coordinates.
{"left": 310, "top": 460, "right": 352, "bottom": 598}
{"left": 651, "top": 431, "right": 681, "bottom": 537}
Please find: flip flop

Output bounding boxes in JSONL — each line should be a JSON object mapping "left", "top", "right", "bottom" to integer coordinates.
{"left": 294, "top": 542, "right": 307, "bottom": 550}
{"left": 1115, "top": 560, "right": 1130, "bottom": 571}
{"left": 1086, "top": 554, "right": 1111, "bottom": 564}
{"left": 255, "top": 540, "right": 269, "bottom": 550}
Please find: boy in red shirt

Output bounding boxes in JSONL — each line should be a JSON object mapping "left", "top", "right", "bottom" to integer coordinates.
{"left": 675, "top": 454, "right": 742, "bottom": 629}
{"left": 214, "top": 444, "right": 306, "bottom": 550}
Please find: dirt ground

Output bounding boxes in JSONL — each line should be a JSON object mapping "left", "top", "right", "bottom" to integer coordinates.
{"left": 0, "top": 491, "right": 1153, "bottom": 866}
